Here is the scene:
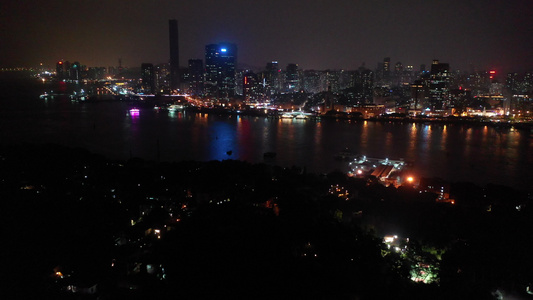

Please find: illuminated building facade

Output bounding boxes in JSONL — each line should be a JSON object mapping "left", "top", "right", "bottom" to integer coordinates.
{"left": 70, "top": 62, "right": 81, "bottom": 81}
{"left": 286, "top": 63, "right": 299, "bottom": 92}
{"left": 188, "top": 59, "right": 204, "bottom": 97}
{"left": 141, "top": 63, "right": 155, "bottom": 94}
{"left": 359, "top": 69, "right": 374, "bottom": 104}
{"left": 243, "top": 72, "right": 258, "bottom": 100}
{"left": 204, "top": 43, "right": 237, "bottom": 98}
{"left": 382, "top": 57, "right": 391, "bottom": 82}
{"left": 56, "top": 61, "right": 65, "bottom": 79}
{"left": 155, "top": 63, "right": 170, "bottom": 94}
{"left": 265, "top": 61, "right": 282, "bottom": 94}
{"left": 428, "top": 59, "right": 450, "bottom": 110}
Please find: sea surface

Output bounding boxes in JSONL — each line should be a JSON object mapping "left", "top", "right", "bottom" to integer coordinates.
{"left": 1, "top": 75, "right": 531, "bottom": 191}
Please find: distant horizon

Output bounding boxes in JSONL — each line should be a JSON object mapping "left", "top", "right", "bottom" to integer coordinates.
{"left": 4, "top": 59, "right": 533, "bottom": 76}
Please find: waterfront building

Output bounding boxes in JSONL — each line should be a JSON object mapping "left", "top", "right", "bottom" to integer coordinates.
{"left": 353, "top": 67, "right": 374, "bottom": 104}
{"left": 169, "top": 19, "right": 180, "bottom": 92}
{"left": 204, "top": 43, "right": 237, "bottom": 98}
{"left": 265, "top": 61, "right": 282, "bottom": 94}
{"left": 410, "top": 80, "right": 426, "bottom": 113}
{"left": 428, "top": 59, "right": 450, "bottom": 110}
{"left": 243, "top": 71, "right": 258, "bottom": 101}
{"left": 56, "top": 61, "right": 64, "bottom": 79}
{"left": 87, "top": 67, "right": 106, "bottom": 80}
{"left": 506, "top": 72, "right": 520, "bottom": 94}
{"left": 70, "top": 62, "right": 81, "bottom": 82}
{"left": 141, "top": 63, "right": 155, "bottom": 94}
{"left": 347, "top": 104, "right": 386, "bottom": 118}
{"left": 64, "top": 61, "right": 71, "bottom": 79}
{"left": 286, "top": 63, "right": 299, "bottom": 92}
{"left": 188, "top": 59, "right": 204, "bottom": 97}
{"left": 302, "top": 70, "right": 322, "bottom": 94}
{"left": 155, "top": 63, "right": 170, "bottom": 94}
{"left": 339, "top": 70, "right": 355, "bottom": 91}
{"left": 325, "top": 70, "right": 340, "bottom": 93}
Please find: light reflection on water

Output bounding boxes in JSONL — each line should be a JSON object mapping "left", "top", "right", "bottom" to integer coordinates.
{"left": 0, "top": 98, "right": 531, "bottom": 190}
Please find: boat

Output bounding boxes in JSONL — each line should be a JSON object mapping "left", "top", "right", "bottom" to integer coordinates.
{"left": 280, "top": 113, "right": 294, "bottom": 119}
{"left": 168, "top": 104, "right": 184, "bottom": 112}
{"left": 39, "top": 92, "right": 51, "bottom": 99}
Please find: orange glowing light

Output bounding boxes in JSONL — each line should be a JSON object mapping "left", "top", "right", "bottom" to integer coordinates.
{"left": 407, "top": 177, "right": 414, "bottom": 183}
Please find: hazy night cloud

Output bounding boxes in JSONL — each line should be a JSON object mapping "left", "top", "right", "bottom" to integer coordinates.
{"left": 1, "top": 0, "right": 532, "bottom": 73}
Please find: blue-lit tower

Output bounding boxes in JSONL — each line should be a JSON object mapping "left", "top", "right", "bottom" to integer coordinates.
{"left": 205, "top": 43, "right": 237, "bottom": 98}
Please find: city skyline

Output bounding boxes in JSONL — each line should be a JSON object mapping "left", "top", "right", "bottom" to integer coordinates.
{"left": 1, "top": 0, "right": 532, "bottom": 73}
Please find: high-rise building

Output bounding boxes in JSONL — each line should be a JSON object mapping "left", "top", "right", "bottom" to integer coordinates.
{"left": 70, "top": 62, "right": 81, "bottom": 81}
{"left": 383, "top": 57, "right": 391, "bottom": 79}
{"left": 302, "top": 70, "right": 321, "bottom": 94}
{"left": 56, "top": 61, "right": 64, "bottom": 79}
{"left": 87, "top": 67, "right": 106, "bottom": 80}
{"left": 360, "top": 69, "right": 374, "bottom": 104}
{"left": 410, "top": 80, "right": 426, "bottom": 111}
{"left": 265, "top": 61, "right": 282, "bottom": 93}
{"left": 205, "top": 43, "right": 237, "bottom": 98}
{"left": 286, "top": 63, "right": 299, "bottom": 92}
{"left": 428, "top": 59, "right": 450, "bottom": 109}
{"left": 243, "top": 72, "right": 258, "bottom": 100}
{"left": 155, "top": 63, "right": 170, "bottom": 93}
{"left": 64, "top": 61, "right": 71, "bottom": 79}
{"left": 169, "top": 19, "right": 180, "bottom": 92}
{"left": 141, "top": 63, "right": 155, "bottom": 94}
{"left": 188, "top": 59, "right": 204, "bottom": 97}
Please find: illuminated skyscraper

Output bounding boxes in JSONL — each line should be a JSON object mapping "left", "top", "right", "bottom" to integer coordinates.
{"left": 141, "top": 63, "right": 155, "bottom": 94}
{"left": 205, "top": 43, "right": 237, "bottom": 98}
{"left": 169, "top": 19, "right": 180, "bottom": 91}
{"left": 155, "top": 63, "right": 170, "bottom": 93}
{"left": 188, "top": 59, "right": 204, "bottom": 97}
{"left": 383, "top": 57, "right": 391, "bottom": 79}
{"left": 429, "top": 59, "right": 450, "bottom": 109}
{"left": 243, "top": 72, "right": 258, "bottom": 100}
{"left": 56, "top": 61, "right": 64, "bottom": 79}
{"left": 265, "top": 61, "right": 281, "bottom": 93}
{"left": 286, "top": 63, "right": 299, "bottom": 92}
{"left": 70, "top": 62, "right": 81, "bottom": 81}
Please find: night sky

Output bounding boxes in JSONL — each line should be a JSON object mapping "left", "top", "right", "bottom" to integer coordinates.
{"left": 1, "top": 0, "right": 532, "bottom": 73}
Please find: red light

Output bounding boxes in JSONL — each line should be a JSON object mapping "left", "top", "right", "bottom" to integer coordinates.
{"left": 489, "top": 70, "right": 496, "bottom": 74}
{"left": 490, "top": 76, "right": 494, "bottom": 79}
{"left": 58, "top": 61, "right": 63, "bottom": 65}
{"left": 459, "top": 86, "right": 462, "bottom": 90}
